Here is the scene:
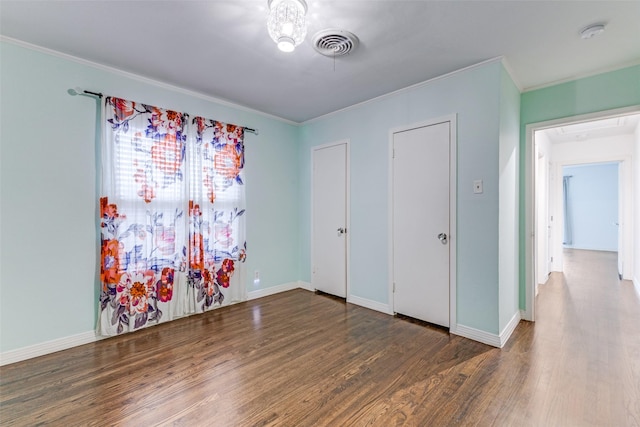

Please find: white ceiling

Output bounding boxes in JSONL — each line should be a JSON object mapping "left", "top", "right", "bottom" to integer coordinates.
{"left": 542, "top": 112, "right": 640, "bottom": 144}
{"left": 1, "top": 1, "right": 639, "bottom": 123}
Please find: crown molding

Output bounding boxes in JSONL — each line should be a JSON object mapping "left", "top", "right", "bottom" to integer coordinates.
{"left": 522, "top": 59, "right": 640, "bottom": 93}
{"left": 0, "top": 35, "right": 299, "bottom": 127}
{"left": 302, "top": 56, "right": 505, "bottom": 125}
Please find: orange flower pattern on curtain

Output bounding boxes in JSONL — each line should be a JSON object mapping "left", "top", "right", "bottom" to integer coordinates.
{"left": 98, "top": 97, "right": 247, "bottom": 336}
{"left": 188, "top": 117, "right": 246, "bottom": 311}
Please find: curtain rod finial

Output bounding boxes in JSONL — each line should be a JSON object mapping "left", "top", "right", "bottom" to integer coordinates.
{"left": 67, "top": 87, "right": 84, "bottom": 96}
{"left": 68, "top": 87, "right": 103, "bottom": 98}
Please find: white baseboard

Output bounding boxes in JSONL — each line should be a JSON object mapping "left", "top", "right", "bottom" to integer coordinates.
{"left": 0, "top": 330, "right": 103, "bottom": 366}
{"left": 4, "top": 281, "right": 312, "bottom": 366}
{"left": 634, "top": 276, "right": 640, "bottom": 295}
{"left": 450, "top": 324, "right": 501, "bottom": 348}
{"left": 247, "top": 281, "right": 303, "bottom": 300}
{"left": 450, "top": 311, "right": 521, "bottom": 349}
{"left": 298, "top": 281, "right": 314, "bottom": 292}
{"left": 2, "top": 280, "right": 520, "bottom": 365}
{"left": 499, "top": 311, "right": 521, "bottom": 348}
{"left": 347, "top": 295, "right": 394, "bottom": 315}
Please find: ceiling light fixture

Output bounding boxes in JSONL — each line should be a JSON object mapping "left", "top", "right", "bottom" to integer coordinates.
{"left": 267, "top": 0, "right": 308, "bottom": 53}
{"left": 580, "top": 23, "right": 606, "bottom": 39}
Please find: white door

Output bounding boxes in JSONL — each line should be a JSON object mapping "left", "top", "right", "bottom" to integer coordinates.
{"left": 393, "top": 122, "right": 450, "bottom": 327}
{"left": 312, "top": 142, "right": 347, "bottom": 298}
{"left": 536, "top": 153, "right": 550, "bottom": 288}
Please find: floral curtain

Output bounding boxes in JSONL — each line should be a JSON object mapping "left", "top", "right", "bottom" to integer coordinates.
{"left": 186, "top": 117, "right": 246, "bottom": 313}
{"left": 98, "top": 97, "right": 246, "bottom": 336}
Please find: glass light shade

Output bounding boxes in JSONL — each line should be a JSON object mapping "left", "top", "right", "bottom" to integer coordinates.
{"left": 267, "top": 0, "right": 307, "bottom": 52}
{"left": 277, "top": 37, "right": 295, "bottom": 53}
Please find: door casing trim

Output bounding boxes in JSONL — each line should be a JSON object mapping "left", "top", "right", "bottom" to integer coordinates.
{"left": 523, "top": 105, "right": 640, "bottom": 321}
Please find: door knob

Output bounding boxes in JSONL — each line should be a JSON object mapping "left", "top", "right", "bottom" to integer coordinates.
{"left": 438, "top": 233, "right": 448, "bottom": 244}
{"left": 337, "top": 227, "right": 346, "bottom": 236}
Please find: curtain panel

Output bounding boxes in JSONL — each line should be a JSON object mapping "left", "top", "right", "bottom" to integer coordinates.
{"left": 98, "top": 97, "right": 246, "bottom": 336}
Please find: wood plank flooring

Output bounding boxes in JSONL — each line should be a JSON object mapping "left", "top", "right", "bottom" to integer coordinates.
{"left": 2, "top": 249, "right": 639, "bottom": 426}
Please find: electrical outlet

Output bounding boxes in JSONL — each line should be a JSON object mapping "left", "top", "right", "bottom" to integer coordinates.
{"left": 473, "top": 179, "right": 483, "bottom": 194}
{"left": 253, "top": 270, "right": 260, "bottom": 286}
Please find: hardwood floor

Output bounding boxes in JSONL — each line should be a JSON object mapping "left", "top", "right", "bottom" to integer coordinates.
{"left": 2, "top": 249, "right": 639, "bottom": 426}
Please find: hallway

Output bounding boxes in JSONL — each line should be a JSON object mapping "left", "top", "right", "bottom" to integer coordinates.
{"left": 522, "top": 248, "right": 640, "bottom": 425}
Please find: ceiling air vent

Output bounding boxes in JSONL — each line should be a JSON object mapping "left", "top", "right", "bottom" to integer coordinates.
{"left": 312, "top": 29, "right": 359, "bottom": 57}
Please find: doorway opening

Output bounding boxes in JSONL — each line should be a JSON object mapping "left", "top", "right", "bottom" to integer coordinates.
{"left": 525, "top": 107, "right": 640, "bottom": 321}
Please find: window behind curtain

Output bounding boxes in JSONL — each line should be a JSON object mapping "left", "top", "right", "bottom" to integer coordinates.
{"left": 98, "top": 97, "right": 246, "bottom": 337}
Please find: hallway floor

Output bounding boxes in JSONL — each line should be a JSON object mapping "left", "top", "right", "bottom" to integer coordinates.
{"left": 526, "top": 248, "right": 640, "bottom": 426}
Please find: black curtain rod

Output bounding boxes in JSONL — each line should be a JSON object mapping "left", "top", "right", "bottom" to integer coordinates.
{"left": 74, "top": 88, "right": 259, "bottom": 135}
{"left": 83, "top": 90, "right": 103, "bottom": 98}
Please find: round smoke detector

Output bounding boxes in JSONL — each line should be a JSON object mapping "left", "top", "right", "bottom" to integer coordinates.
{"left": 312, "top": 29, "right": 359, "bottom": 57}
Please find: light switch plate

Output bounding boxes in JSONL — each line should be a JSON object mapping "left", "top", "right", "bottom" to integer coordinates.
{"left": 473, "top": 179, "right": 483, "bottom": 194}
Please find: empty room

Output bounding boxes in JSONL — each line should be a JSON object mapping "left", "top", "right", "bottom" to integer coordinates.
{"left": 1, "top": 1, "right": 639, "bottom": 425}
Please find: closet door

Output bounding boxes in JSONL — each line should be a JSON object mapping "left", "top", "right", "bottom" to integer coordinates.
{"left": 312, "top": 142, "right": 348, "bottom": 298}
{"left": 393, "top": 122, "right": 451, "bottom": 327}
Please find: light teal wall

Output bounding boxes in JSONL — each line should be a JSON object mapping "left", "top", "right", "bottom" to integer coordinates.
{"left": 498, "top": 67, "right": 521, "bottom": 332}
{"left": 11, "top": 39, "right": 632, "bottom": 352}
{"left": 0, "top": 41, "right": 300, "bottom": 352}
{"left": 563, "top": 163, "right": 619, "bottom": 252}
{"left": 299, "top": 60, "right": 505, "bottom": 334}
{"left": 519, "top": 65, "right": 640, "bottom": 308}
